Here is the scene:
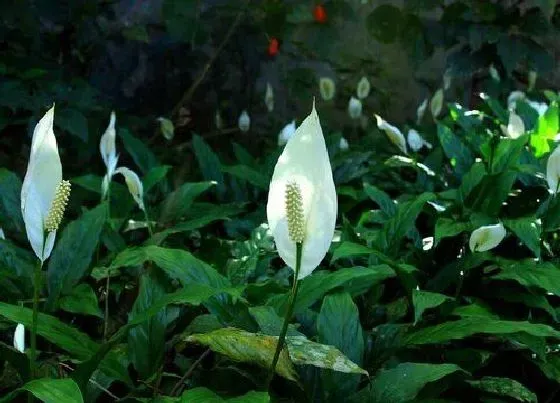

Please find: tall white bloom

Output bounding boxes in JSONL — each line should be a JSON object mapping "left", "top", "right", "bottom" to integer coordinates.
{"left": 347, "top": 97, "right": 362, "bottom": 119}
{"left": 489, "top": 64, "right": 500, "bottom": 82}
{"left": 267, "top": 104, "right": 337, "bottom": 279}
{"left": 407, "top": 129, "right": 432, "bottom": 152}
{"left": 278, "top": 120, "right": 296, "bottom": 146}
{"left": 339, "top": 137, "right": 349, "bottom": 151}
{"left": 0, "top": 227, "right": 4, "bottom": 240}
{"left": 547, "top": 145, "right": 560, "bottom": 194}
{"left": 238, "top": 110, "right": 250, "bottom": 132}
{"left": 265, "top": 82, "right": 274, "bottom": 112}
{"left": 501, "top": 111, "right": 525, "bottom": 139}
{"left": 356, "top": 76, "right": 371, "bottom": 99}
{"left": 430, "top": 89, "right": 444, "bottom": 118}
{"left": 469, "top": 223, "right": 506, "bottom": 252}
{"left": 319, "top": 77, "right": 336, "bottom": 101}
{"left": 115, "top": 167, "right": 145, "bottom": 211}
{"left": 416, "top": 98, "right": 428, "bottom": 124}
{"left": 100, "top": 111, "right": 119, "bottom": 199}
{"left": 21, "top": 106, "right": 71, "bottom": 262}
{"left": 375, "top": 115, "right": 407, "bottom": 154}
{"left": 14, "top": 324, "right": 25, "bottom": 353}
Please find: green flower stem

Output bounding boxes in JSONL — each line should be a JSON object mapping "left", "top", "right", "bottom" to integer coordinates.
{"left": 103, "top": 189, "right": 111, "bottom": 342}
{"left": 143, "top": 206, "right": 154, "bottom": 237}
{"left": 267, "top": 242, "right": 303, "bottom": 386}
{"left": 30, "top": 258, "right": 43, "bottom": 379}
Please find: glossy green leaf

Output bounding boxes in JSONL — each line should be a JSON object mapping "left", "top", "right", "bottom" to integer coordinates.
{"left": 492, "top": 260, "right": 560, "bottom": 296}
{"left": 0, "top": 378, "right": 84, "bottom": 403}
{"left": 192, "top": 134, "right": 226, "bottom": 199}
{"left": 222, "top": 165, "right": 269, "bottom": 189}
{"left": 158, "top": 181, "right": 215, "bottom": 223}
{"left": 0, "top": 168, "right": 25, "bottom": 235}
{"left": 503, "top": 217, "right": 541, "bottom": 257}
{"left": 466, "top": 376, "right": 537, "bottom": 402}
{"left": 120, "top": 128, "right": 159, "bottom": 174}
{"left": 412, "top": 290, "right": 452, "bottom": 324}
{"left": 59, "top": 283, "right": 103, "bottom": 317}
{"left": 437, "top": 124, "right": 473, "bottom": 175}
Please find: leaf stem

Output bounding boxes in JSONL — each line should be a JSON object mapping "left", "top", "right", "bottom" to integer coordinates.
{"left": 267, "top": 242, "right": 302, "bottom": 387}
{"left": 143, "top": 207, "right": 154, "bottom": 237}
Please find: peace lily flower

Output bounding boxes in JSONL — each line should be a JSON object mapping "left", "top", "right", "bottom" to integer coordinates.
{"left": 21, "top": 106, "right": 71, "bottom": 263}
{"left": 348, "top": 96, "right": 362, "bottom": 119}
{"left": 469, "top": 223, "right": 506, "bottom": 252}
{"left": 238, "top": 110, "right": 250, "bottom": 132}
{"left": 278, "top": 120, "right": 296, "bottom": 146}
{"left": 356, "top": 76, "right": 371, "bottom": 99}
{"left": 416, "top": 98, "right": 428, "bottom": 124}
{"left": 546, "top": 145, "right": 560, "bottom": 194}
{"left": 265, "top": 82, "right": 274, "bottom": 112}
{"left": 115, "top": 167, "right": 145, "bottom": 212}
{"left": 100, "top": 111, "right": 119, "bottom": 199}
{"left": 375, "top": 115, "right": 407, "bottom": 154}
{"left": 500, "top": 111, "right": 525, "bottom": 139}
{"left": 507, "top": 91, "right": 526, "bottom": 110}
{"left": 430, "top": 88, "right": 444, "bottom": 118}
{"left": 267, "top": 104, "right": 337, "bottom": 280}
{"left": 157, "top": 116, "right": 174, "bottom": 141}
{"left": 339, "top": 137, "right": 349, "bottom": 151}
{"left": 489, "top": 64, "right": 500, "bottom": 82}
{"left": 0, "top": 226, "right": 4, "bottom": 240}
{"left": 319, "top": 77, "right": 336, "bottom": 101}
{"left": 527, "top": 100, "right": 548, "bottom": 117}
{"left": 14, "top": 323, "right": 25, "bottom": 353}
{"left": 407, "top": 129, "right": 432, "bottom": 152}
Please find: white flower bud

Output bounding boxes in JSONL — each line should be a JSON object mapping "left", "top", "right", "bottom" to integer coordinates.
{"left": 278, "top": 120, "right": 296, "bottom": 146}
{"left": 356, "top": 76, "right": 371, "bottom": 99}
{"left": 347, "top": 97, "right": 362, "bottom": 119}
{"left": 238, "top": 110, "right": 251, "bottom": 132}
{"left": 319, "top": 77, "right": 336, "bottom": 101}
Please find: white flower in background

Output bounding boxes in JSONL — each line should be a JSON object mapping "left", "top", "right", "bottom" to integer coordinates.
{"left": 21, "top": 106, "right": 71, "bottom": 263}
{"left": 546, "top": 145, "right": 560, "bottom": 194}
{"left": 13, "top": 323, "right": 25, "bottom": 353}
{"left": 265, "top": 82, "right": 274, "bottom": 112}
{"left": 267, "top": 104, "right": 337, "bottom": 279}
{"left": 100, "top": 111, "right": 119, "bottom": 199}
{"left": 443, "top": 69, "right": 452, "bottom": 91}
{"left": 347, "top": 97, "right": 362, "bottom": 119}
{"left": 430, "top": 88, "right": 444, "bottom": 118}
{"left": 501, "top": 111, "right": 525, "bottom": 139}
{"left": 528, "top": 70, "right": 537, "bottom": 92}
{"left": 278, "top": 120, "right": 296, "bottom": 146}
{"left": 407, "top": 129, "right": 432, "bottom": 152}
{"left": 319, "top": 77, "right": 336, "bottom": 101}
{"left": 115, "top": 167, "right": 145, "bottom": 211}
{"left": 416, "top": 98, "right": 428, "bottom": 124}
{"left": 489, "top": 64, "right": 500, "bottom": 82}
{"left": 215, "top": 110, "right": 224, "bottom": 130}
{"left": 339, "top": 137, "right": 349, "bottom": 151}
{"left": 238, "top": 110, "right": 250, "bottom": 132}
{"left": 157, "top": 117, "right": 175, "bottom": 141}
{"left": 507, "top": 91, "right": 526, "bottom": 110}
{"left": 0, "top": 227, "right": 4, "bottom": 240}
{"left": 375, "top": 115, "right": 407, "bottom": 154}
{"left": 356, "top": 76, "right": 371, "bottom": 99}
{"left": 469, "top": 223, "right": 506, "bottom": 252}
{"left": 528, "top": 101, "right": 548, "bottom": 117}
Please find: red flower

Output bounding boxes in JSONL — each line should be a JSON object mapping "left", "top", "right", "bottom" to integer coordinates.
{"left": 268, "top": 37, "right": 279, "bottom": 56}
{"left": 313, "top": 5, "right": 327, "bottom": 23}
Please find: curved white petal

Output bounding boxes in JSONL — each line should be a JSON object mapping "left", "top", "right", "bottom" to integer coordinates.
{"left": 528, "top": 100, "right": 548, "bottom": 117}
{"left": 430, "top": 89, "right": 444, "bottom": 118}
{"left": 21, "top": 106, "right": 62, "bottom": 261}
{"left": 347, "top": 97, "right": 362, "bottom": 119}
{"left": 507, "top": 91, "right": 526, "bottom": 110}
{"left": 267, "top": 105, "right": 337, "bottom": 279}
{"left": 416, "top": 98, "right": 428, "bottom": 124}
{"left": 407, "top": 129, "right": 427, "bottom": 152}
{"left": 547, "top": 145, "right": 560, "bottom": 193}
{"left": 238, "top": 110, "right": 250, "bottom": 132}
{"left": 14, "top": 323, "right": 25, "bottom": 353}
{"left": 278, "top": 120, "right": 296, "bottom": 146}
{"left": 339, "top": 137, "right": 349, "bottom": 151}
{"left": 505, "top": 112, "right": 525, "bottom": 139}
{"left": 100, "top": 111, "right": 117, "bottom": 172}
{"left": 375, "top": 115, "right": 407, "bottom": 154}
{"left": 356, "top": 76, "right": 371, "bottom": 99}
{"left": 115, "top": 167, "right": 145, "bottom": 211}
{"left": 0, "top": 227, "right": 4, "bottom": 240}
{"left": 469, "top": 223, "right": 506, "bottom": 252}
{"left": 319, "top": 77, "right": 335, "bottom": 101}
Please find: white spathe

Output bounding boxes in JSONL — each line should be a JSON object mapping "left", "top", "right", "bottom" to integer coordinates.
{"left": 0, "top": 227, "right": 4, "bottom": 240}
{"left": 356, "top": 76, "right": 371, "bottom": 99}
{"left": 407, "top": 129, "right": 432, "bottom": 152}
{"left": 501, "top": 111, "right": 525, "bottom": 139}
{"left": 528, "top": 101, "right": 548, "bottom": 117}
{"left": 14, "top": 323, "right": 25, "bottom": 353}
{"left": 100, "top": 111, "right": 119, "bottom": 179}
{"left": 278, "top": 120, "right": 296, "bottom": 146}
{"left": 547, "top": 145, "right": 560, "bottom": 193}
{"left": 267, "top": 105, "right": 337, "bottom": 279}
{"left": 339, "top": 137, "right": 349, "bottom": 151}
{"left": 430, "top": 88, "right": 444, "bottom": 118}
{"left": 115, "top": 167, "right": 145, "bottom": 211}
{"left": 375, "top": 115, "right": 407, "bottom": 154}
{"left": 238, "top": 110, "right": 250, "bottom": 132}
{"left": 21, "top": 106, "right": 62, "bottom": 262}
{"left": 348, "top": 97, "right": 362, "bottom": 119}
{"left": 416, "top": 98, "right": 428, "bottom": 124}
{"left": 469, "top": 223, "right": 506, "bottom": 252}
{"left": 319, "top": 77, "right": 335, "bottom": 101}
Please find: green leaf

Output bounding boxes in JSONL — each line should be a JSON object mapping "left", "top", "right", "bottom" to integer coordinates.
{"left": 0, "top": 378, "right": 84, "bottom": 403}
{"left": 458, "top": 162, "right": 486, "bottom": 204}
{"left": 412, "top": 290, "right": 452, "bottom": 324}
{"left": 352, "top": 363, "right": 465, "bottom": 403}
{"left": 491, "top": 260, "right": 560, "bottom": 296}
{"left": 192, "top": 134, "right": 226, "bottom": 199}
{"left": 0, "top": 168, "right": 25, "bottom": 235}
{"left": 120, "top": 128, "right": 159, "bottom": 174}
{"left": 366, "top": 5, "right": 402, "bottom": 44}
{"left": 503, "top": 217, "right": 541, "bottom": 257}
{"left": 488, "top": 136, "right": 527, "bottom": 173}
{"left": 404, "top": 317, "right": 560, "bottom": 346}
{"left": 158, "top": 181, "right": 215, "bottom": 223}
{"left": 434, "top": 218, "right": 470, "bottom": 245}
{"left": 0, "top": 341, "right": 30, "bottom": 381}
{"left": 268, "top": 266, "right": 395, "bottom": 315}
{"left": 468, "top": 171, "right": 517, "bottom": 216}
{"left": 222, "top": 165, "right": 270, "bottom": 189}
{"left": 155, "top": 388, "right": 269, "bottom": 403}
{"left": 437, "top": 123, "right": 473, "bottom": 175}
{"left": 56, "top": 108, "right": 89, "bottom": 142}
{"left": 364, "top": 183, "right": 396, "bottom": 216}
{"left": 248, "top": 306, "right": 302, "bottom": 337}
{"left": 317, "top": 293, "right": 364, "bottom": 400}
{"left": 383, "top": 193, "right": 434, "bottom": 249}
{"left": 531, "top": 104, "right": 558, "bottom": 157}
{"left": 536, "top": 0, "right": 556, "bottom": 20}
{"left": 466, "top": 376, "right": 537, "bottom": 403}
{"left": 59, "top": 283, "right": 103, "bottom": 317}
{"left": 47, "top": 203, "right": 107, "bottom": 310}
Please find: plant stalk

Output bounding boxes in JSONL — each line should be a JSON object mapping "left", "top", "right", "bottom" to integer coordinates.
{"left": 30, "top": 259, "right": 43, "bottom": 379}
{"left": 267, "top": 242, "right": 302, "bottom": 386}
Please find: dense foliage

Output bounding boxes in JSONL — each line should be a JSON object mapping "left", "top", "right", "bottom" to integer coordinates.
{"left": 1, "top": 1, "right": 560, "bottom": 402}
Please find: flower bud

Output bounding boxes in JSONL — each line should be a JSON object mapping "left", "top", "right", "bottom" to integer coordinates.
{"left": 356, "top": 76, "right": 371, "bottom": 99}
{"left": 278, "top": 120, "right": 296, "bottom": 146}
{"left": 238, "top": 110, "right": 250, "bottom": 132}
{"left": 339, "top": 137, "right": 349, "bottom": 151}
{"left": 430, "top": 89, "right": 444, "bottom": 119}
{"left": 319, "top": 77, "right": 336, "bottom": 101}
{"left": 416, "top": 98, "right": 428, "bottom": 124}
{"left": 14, "top": 323, "right": 25, "bottom": 353}
{"left": 348, "top": 97, "right": 362, "bottom": 120}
